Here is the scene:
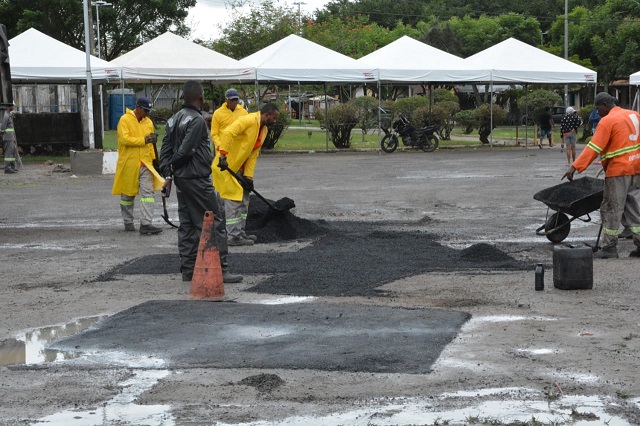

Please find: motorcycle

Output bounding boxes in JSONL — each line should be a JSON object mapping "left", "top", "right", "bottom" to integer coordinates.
{"left": 380, "top": 111, "right": 439, "bottom": 153}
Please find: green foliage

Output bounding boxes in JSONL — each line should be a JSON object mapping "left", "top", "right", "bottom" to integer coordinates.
{"left": 433, "top": 88, "right": 458, "bottom": 104}
{"left": 349, "top": 96, "right": 379, "bottom": 140}
{"left": 393, "top": 96, "right": 431, "bottom": 120}
{"left": 430, "top": 101, "right": 460, "bottom": 140}
{"left": 0, "top": 0, "right": 195, "bottom": 60}
{"left": 455, "top": 110, "right": 477, "bottom": 134}
{"left": 262, "top": 110, "right": 292, "bottom": 150}
{"left": 524, "top": 90, "right": 563, "bottom": 124}
{"left": 316, "top": 103, "right": 359, "bottom": 149}
{"left": 305, "top": 16, "right": 396, "bottom": 59}
{"left": 211, "top": 0, "right": 297, "bottom": 59}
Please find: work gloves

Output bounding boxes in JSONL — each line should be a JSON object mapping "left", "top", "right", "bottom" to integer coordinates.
{"left": 217, "top": 155, "right": 229, "bottom": 171}
{"left": 145, "top": 133, "right": 158, "bottom": 144}
{"left": 240, "top": 176, "right": 254, "bottom": 192}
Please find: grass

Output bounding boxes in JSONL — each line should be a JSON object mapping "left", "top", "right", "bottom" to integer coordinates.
{"left": 24, "top": 124, "right": 577, "bottom": 162}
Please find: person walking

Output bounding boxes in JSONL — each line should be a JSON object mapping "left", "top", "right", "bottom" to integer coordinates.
{"left": 159, "top": 80, "right": 242, "bottom": 283}
{"left": 538, "top": 107, "right": 554, "bottom": 148}
{"left": 210, "top": 89, "right": 256, "bottom": 245}
{"left": 111, "top": 97, "right": 164, "bottom": 234}
{"left": 562, "top": 92, "right": 640, "bottom": 259}
{"left": 1, "top": 103, "right": 17, "bottom": 174}
{"left": 560, "top": 106, "right": 581, "bottom": 166}
{"left": 213, "top": 103, "right": 280, "bottom": 246}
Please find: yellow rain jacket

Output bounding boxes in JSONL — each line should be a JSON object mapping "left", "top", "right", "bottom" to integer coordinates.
{"left": 210, "top": 102, "right": 247, "bottom": 149}
{"left": 212, "top": 112, "right": 267, "bottom": 201}
{"left": 111, "top": 108, "right": 164, "bottom": 196}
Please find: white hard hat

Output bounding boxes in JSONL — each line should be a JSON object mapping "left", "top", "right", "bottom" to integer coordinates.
{"left": 566, "top": 106, "right": 575, "bottom": 114}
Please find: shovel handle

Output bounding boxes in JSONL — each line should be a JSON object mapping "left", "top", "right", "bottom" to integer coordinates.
{"left": 225, "top": 168, "right": 280, "bottom": 211}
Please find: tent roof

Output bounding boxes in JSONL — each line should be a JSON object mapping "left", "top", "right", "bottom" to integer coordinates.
{"left": 631, "top": 70, "right": 640, "bottom": 85}
{"left": 9, "top": 28, "right": 121, "bottom": 83}
{"left": 110, "top": 32, "right": 255, "bottom": 82}
{"left": 242, "top": 34, "right": 376, "bottom": 83}
{"left": 465, "top": 38, "right": 597, "bottom": 84}
{"left": 357, "top": 36, "right": 489, "bottom": 82}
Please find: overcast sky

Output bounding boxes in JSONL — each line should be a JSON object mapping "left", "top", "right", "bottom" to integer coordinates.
{"left": 188, "top": 0, "right": 331, "bottom": 40}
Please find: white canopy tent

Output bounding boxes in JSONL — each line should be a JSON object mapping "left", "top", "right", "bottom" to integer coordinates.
{"left": 465, "top": 38, "right": 597, "bottom": 84}
{"left": 632, "top": 71, "right": 640, "bottom": 112}
{"left": 9, "top": 28, "right": 120, "bottom": 83}
{"left": 242, "top": 34, "right": 376, "bottom": 83}
{"left": 110, "top": 31, "right": 255, "bottom": 82}
{"left": 357, "top": 36, "right": 489, "bottom": 82}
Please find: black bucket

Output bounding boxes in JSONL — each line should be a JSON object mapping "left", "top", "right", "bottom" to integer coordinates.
{"left": 553, "top": 245, "right": 593, "bottom": 290}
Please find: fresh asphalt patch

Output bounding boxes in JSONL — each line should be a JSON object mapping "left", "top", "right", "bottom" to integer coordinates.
{"left": 94, "top": 221, "right": 529, "bottom": 297}
{"left": 51, "top": 300, "right": 470, "bottom": 373}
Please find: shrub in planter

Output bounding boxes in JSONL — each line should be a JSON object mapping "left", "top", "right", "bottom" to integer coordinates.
{"left": 316, "top": 103, "right": 358, "bottom": 149}
{"left": 262, "top": 110, "right": 291, "bottom": 149}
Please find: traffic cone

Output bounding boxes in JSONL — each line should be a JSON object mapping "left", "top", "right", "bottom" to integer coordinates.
{"left": 190, "top": 211, "right": 224, "bottom": 300}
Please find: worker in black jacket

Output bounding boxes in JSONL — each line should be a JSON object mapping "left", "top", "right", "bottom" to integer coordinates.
{"left": 159, "top": 80, "right": 242, "bottom": 284}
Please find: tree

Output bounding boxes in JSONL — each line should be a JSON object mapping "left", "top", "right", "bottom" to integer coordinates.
{"left": 349, "top": 96, "right": 378, "bottom": 140}
{"left": 211, "top": 0, "right": 297, "bottom": 59}
{"left": 0, "top": 0, "right": 196, "bottom": 60}
{"left": 430, "top": 101, "right": 460, "bottom": 140}
{"left": 316, "top": 103, "right": 359, "bottom": 149}
{"left": 474, "top": 104, "right": 507, "bottom": 144}
{"left": 523, "top": 89, "right": 563, "bottom": 125}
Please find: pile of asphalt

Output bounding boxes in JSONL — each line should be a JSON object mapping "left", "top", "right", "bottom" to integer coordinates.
{"left": 96, "top": 220, "right": 528, "bottom": 297}
{"left": 245, "top": 195, "right": 325, "bottom": 243}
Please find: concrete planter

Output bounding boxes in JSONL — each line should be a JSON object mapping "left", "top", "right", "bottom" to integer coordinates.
{"left": 69, "top": 150, "right": 118, "bottom": 175}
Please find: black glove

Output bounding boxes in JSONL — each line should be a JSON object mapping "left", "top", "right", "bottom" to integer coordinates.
{"left": 562, "top": 166, "right": 576, "bottom": 182}
{"left": 240, "top": 177, "right": 254, "bottom": 192}
{"left": 217, "top": 155, "right": 228, "bottom": 171}
{"left": 145, "top": 133, "right": 158, "bottom": 144}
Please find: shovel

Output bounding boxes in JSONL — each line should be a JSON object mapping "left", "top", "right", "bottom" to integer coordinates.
{"left": 225, "top": 168, "right": 294, "bottom": 213}
{"left": 151, "top": 139, "right": 178, "bottom": 228}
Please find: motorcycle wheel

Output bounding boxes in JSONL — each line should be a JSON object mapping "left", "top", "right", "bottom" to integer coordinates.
{"left": 420, "top": 134, "right": 439, "bottom": 152}
{"left": 381, "top": 134, "right": 398, "bottom": 153}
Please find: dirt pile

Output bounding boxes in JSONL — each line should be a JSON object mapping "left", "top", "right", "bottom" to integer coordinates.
{"left": 460, "top": 243, "right": 512, "bottom": 262}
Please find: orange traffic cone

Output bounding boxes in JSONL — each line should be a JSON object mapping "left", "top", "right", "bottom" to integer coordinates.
{"left": 190, "top": 211, "right": 224, "bottom": 300}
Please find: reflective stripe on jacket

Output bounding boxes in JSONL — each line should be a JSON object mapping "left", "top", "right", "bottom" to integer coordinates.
{"left": 212, "top": 112, "right": 266, "bottom": 201}
{"left": 0, "top": 111, "right": 15, "bottom": 142}
{"left": 573, "top": 106, "right": 640, "bottom": 177}
{"left": 111, "top": 108, "right": 163, "bottom": 196}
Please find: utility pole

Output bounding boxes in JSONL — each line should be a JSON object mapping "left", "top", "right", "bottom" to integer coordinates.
{"left": 293, "top": 2, "right": 306, "bottom": 36}
{"left": 83, "top": 0, "right": 95, "bottom": 149}
{"left": 93, "top": 1, "right": 112, "bottom": 141}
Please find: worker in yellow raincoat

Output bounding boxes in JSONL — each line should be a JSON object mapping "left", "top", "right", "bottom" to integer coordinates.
{"left": 213, "top": 103, "right": 280, "bottom": 246}
{"left": 111, "top": 97, "right": 164, "bottom": 234}
{"left": 210, "top": 89, "right": 250, "bottom": 242}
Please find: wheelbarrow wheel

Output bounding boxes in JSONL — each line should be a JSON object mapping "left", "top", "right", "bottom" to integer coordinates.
{"left": 545, "top": 212, "right": 571, "bottom": 243}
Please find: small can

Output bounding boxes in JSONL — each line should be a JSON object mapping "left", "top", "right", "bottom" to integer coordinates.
{"left": 535, "top": 263, "right": 544, "bottom": 291}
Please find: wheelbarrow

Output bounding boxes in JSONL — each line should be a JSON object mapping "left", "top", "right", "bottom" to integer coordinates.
{"left": 534, "top": 176, "right": 604, "bottom": 243}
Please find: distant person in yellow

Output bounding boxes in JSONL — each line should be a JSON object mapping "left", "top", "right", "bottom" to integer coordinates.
{"left": 111, "top": 97, "right": 164, "bottom": 234}
{"left": 214, "top": 103, "right": 280, "bottom": 246}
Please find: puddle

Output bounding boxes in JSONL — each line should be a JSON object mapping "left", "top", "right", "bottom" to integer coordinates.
{"left": 255, "top": 296, "right": 316, "bottom": 305}
{"left": 516, "top": 348, "right": 556, "bottom": 355}
{"left": 37, "top": 369, "right": 173, "bottom": 426}
{"left": 0, "top": 243, "right": 118, "bottom": 250}
{"left": 216, "top": 392, "right": 632, "bottom": 425}
{"left": 0, "top": 316, "right": 106, "bottom": 366}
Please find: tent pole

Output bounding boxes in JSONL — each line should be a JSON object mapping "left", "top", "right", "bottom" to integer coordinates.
{"left": 254, "top": 80, "right": 260, "bottom": 109}
{"left": 324, "top": 83, "right": 328, "bottom": 153}
{"left": 377, "top": 80, "right": 382, "bottom": 151}
{"left": 489, "top": 80, "right": 493, "bottom": 149}
{"left": 525, "top": 84, "right": 528, "bottom": 149}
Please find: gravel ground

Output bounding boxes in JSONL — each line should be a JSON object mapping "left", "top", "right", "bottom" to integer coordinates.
{"left": 2, "top": 148, "right": 640, "bottom": 424}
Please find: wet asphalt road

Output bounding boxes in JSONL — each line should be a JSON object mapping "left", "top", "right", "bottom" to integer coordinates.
{"left": 0, "top": 146, "right": 602, "bottom": 372}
